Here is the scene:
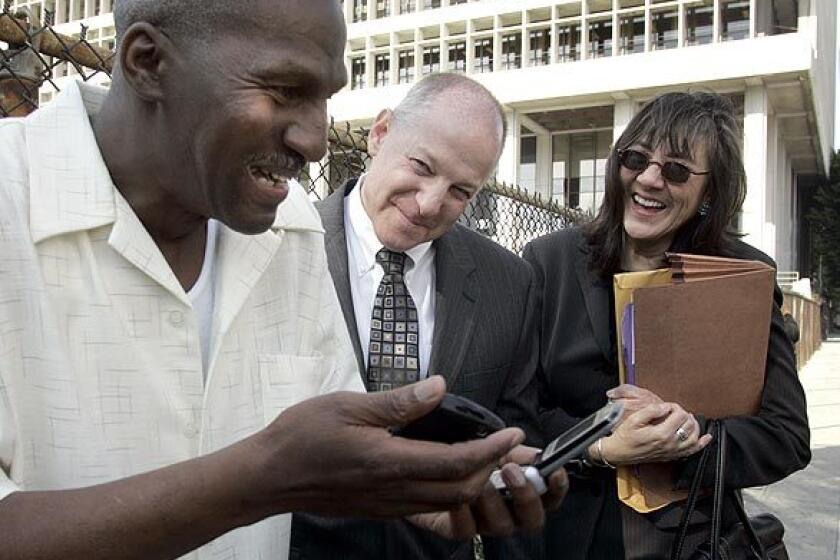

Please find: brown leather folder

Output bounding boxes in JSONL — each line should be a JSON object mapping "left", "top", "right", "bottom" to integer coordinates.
{"left": 616, "top": 254, "right": 775, "bottom": 512}
{"left": 633, "top": 254, "right": 775, "bottom": 418}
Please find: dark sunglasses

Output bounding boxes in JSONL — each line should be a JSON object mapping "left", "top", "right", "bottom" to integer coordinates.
{"left": 617, "top": 148, "right": 709, "bottom": 185}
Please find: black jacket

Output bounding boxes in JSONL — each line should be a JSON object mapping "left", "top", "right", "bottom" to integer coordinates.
{"left": 522, "top": 227, "right": 810, "bottom": 559}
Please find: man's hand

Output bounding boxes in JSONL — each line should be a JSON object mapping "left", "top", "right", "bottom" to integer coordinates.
{"left": 249, "top": 376, "right": 526, "bottom": 519}
{"left": 406, "top": 445, "right": 569, "bottom": 540}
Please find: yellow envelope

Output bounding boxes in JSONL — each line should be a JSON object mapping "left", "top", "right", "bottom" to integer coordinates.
{"left": 612, "top": 269, "right": 677, "bottom": 514}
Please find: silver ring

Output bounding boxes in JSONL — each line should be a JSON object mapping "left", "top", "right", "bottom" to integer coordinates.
{"left": 675, "top": 426, "right": 689, "bottom": 442}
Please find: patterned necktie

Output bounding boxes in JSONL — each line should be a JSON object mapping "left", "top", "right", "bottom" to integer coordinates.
{"left": 367, "top": 248, "right": 420, "bottom": 391}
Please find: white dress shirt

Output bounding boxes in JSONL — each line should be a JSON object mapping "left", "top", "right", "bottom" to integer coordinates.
{"left": 0, "top": 81, "right": 363, "bottom": 560}
{"left": 344, "top": 177, "right": 436, "bottom": 377}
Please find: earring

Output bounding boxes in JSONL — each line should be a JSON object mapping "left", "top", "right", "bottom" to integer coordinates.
{"left": 698, "top": 198, "right": 711, "bottom": 216}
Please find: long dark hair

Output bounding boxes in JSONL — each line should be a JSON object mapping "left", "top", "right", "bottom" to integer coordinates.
{"left": 584, "top": 92, "right": 746, "bottom": 277}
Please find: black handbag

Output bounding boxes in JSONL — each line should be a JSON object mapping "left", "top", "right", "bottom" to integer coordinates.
{"left": 670, "top": 421, "right": 789, "bottom": 560}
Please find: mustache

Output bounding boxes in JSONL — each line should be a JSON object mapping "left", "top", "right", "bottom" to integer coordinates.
{"left": 245, "top": 151, "right": 306, "bottom": 178}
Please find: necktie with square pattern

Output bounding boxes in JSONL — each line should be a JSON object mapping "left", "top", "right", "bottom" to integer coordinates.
{"left": 367, "top": 248, "right": 420, "bottom": 391}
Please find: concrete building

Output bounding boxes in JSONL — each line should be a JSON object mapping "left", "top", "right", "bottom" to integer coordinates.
{"left": 330, "top": 0, "right": 836, "bottom": 272}
{"left": 9, "top": 0, "right": 836, "bottom": 273}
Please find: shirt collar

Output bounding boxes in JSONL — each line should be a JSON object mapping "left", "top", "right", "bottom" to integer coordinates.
{"left": 25, "top": 80, "right": 322, "bottom": 244}
{"left": 27, "top": 80, "right": 117, "bottom": 244}
{"left": 346, "top": 175, "right": 433, "bottom": 277}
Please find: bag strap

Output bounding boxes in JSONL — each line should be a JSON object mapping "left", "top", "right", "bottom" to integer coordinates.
{"left": 708, "top": 421, "right": 726, "bottom": 560}
{"left": 716, "top": 424, "right": 770, "bottom": 559}
{"left": 670, "top": 420, "right": 718, "bottom": 560}
{"left": 672, "top": 421, "right": 770, "bottom": 560}
{"left": 727, "top": 488, "right": 768, "bottom": 558}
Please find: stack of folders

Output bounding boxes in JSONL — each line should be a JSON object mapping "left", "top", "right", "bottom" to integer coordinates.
{"left": 613, "top": 253, "right": 776, "bottom": 512}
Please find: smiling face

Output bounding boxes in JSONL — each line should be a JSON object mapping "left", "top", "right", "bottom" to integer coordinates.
{"left": 160, "top": 0, "right": 347, "bottom": 234}
{"left": 361, "top": 98, "right": 502, "bottom": 252}
{"left": 621, "top": 143, "right": 708, "bottom": 254}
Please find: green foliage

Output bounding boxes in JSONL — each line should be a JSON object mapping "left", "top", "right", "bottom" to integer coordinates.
{"left": 809, "top": 150, "right": 840, "bottom": 303}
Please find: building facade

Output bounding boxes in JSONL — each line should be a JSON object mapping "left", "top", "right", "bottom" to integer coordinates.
{"left": 9, "top": 0, "right": 836, "bottom": 273}
{"left": 330, "top": 0, "right": 836, "bottom": 272}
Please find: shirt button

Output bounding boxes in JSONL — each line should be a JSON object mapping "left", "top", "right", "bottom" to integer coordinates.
{"left": 183, "top": 422, "right": 199, "bottom": 439}
{"left": 169, "top": 310, "right": 185, "bottom": 327}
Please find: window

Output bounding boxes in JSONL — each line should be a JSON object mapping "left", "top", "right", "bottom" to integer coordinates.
{"left": 721, "top": 0, "right": 750, "bottom": 41}
{"left": 552, "top": 129, "right": 612, "bottom": 213}
{"left": 353, "top": 0, "right": 367, "bottom": 22}
{"left": 398, "top": 50, "right": 415, "bottom": 84}
{"left": 422, "top": 45, "right": 440, "bottom": 75}
{"left": 557, "top": 24, "right": 580, "bottom": 62}
{"left": 375, "top": 0, "right": 390, "bottom": 18}
{"left": 619, "top": 13, "right": 645, "bottom": 54}
{"left": 529, "top": 28, "right": 551, "bottom": 66}
{"left": 588, "top": 20, "right": 612, "bottom": 58}
{"left": 400, "top": 0, "right": 416, "bottom": 14}
{"left": 374, "top": 53, "right": 390, "bottom": 87}
{"left": 686, "top": 3, "right": 714, "bottom": 45}
{"left": 422, "top": 0, "right": 441, "bottom": 8}
{"left": 500, "top": 33, "right": 521, "bottom": 70}
{"left": 651, "top": 9, "right": 678, "bottom": 50}
{"left": 448, "top": 41, "right": 467, "bottom": 72}
{"left": 351, "top": 57, "right": 366, "bottom": 90}
{"left": 473, "top": 37, "right": 493, "bottom": 73}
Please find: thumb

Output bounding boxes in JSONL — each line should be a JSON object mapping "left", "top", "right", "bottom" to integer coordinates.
{"left": 606, "top": 384, "right": 638, "bottom": 400}
{"left": 357, "top": 375, "right": 447, "bottom": 428}
{"left": 627, "top": 403, "right": 671, "bottom": 427}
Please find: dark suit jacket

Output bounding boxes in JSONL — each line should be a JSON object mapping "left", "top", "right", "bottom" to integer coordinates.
{"left": 522, "top": 227, "right": 811, "bottom": 559}
{"left": 290, "top": 179, "right": 543, "bottom": 560}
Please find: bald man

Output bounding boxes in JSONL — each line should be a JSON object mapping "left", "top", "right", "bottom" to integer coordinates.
{"left": 292, "top": 73, "right": 550, "bottom": 560}
{"left": 0, "top": 2, "right": 564, "bottom": 559}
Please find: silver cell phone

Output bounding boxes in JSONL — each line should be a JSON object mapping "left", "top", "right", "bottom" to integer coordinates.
{"left": 491, "top": 400, "right": 624, "bottom": 496}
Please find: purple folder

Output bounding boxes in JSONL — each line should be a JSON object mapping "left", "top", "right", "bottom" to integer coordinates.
{"left": 621, "top": 303, "right": 636, "bottom": 385}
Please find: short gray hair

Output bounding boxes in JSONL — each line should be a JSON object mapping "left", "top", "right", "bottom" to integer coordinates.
{"left": 114, "top": 0, "right": 226, "bottom": 46}
{"left": 391, "top": 73, "right": 507, "bottom": 149}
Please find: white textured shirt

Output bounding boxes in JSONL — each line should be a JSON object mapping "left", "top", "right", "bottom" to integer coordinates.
{"left": 344, "top": 177, "right": 435, "bottom": 377}
{"left": 0, "top": 81, "right": 363, "bottom": 560}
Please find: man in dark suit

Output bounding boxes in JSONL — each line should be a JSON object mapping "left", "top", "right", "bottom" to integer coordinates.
{"left": 290, "top": 74, "right": 546, "bottom": 559}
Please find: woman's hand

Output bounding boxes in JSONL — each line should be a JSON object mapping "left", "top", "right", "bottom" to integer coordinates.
{"left": 606, "top": 384, "right": 663, "bottom": 421}
{"left": 595, "top": 403, "right": 712, "bottom": 466}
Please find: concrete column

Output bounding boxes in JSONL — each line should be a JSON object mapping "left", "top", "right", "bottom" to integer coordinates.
{"left": 742, "top": 84, "right": 773, "bottom": 258}
{"left": 677, "top": 0, "right": 685, "bottom": 47}
{"left": 535, "top": 132, "right": 552, "bottom": 198}
{"left": 613, "top": 97, "right": 636, "bottom": 144}
{"left": 581, "top": 0, "right": 589, "bottom": 59}
{"left": 712, "top": 0, "right": 720, "bottom": 42}
{"left": 496, "top": 109, "right": 521, "bottom": 187}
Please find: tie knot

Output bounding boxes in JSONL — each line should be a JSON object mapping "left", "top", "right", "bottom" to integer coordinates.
{"left": 376, "top": 248, "right": 409, "bottom": 275}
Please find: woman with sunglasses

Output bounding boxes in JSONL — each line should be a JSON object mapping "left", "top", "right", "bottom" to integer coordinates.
{"left": 523, "top": 92, "right": 810, "bottom": 558}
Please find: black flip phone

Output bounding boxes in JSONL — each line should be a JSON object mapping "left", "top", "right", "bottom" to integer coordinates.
{"left": 532, "top": 400, "right": 624, "bottom": 478}
{"left": 491, "top": 400, "right": 624, "bottom": 496}
{"left": 391, "top": 393, "right": 505, "bottom": 443}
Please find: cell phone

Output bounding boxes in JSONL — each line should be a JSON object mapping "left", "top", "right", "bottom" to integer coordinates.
{"left": 391, "top": 393, "right": 506, "bottom": 444}
{"left": 491, "top": 400, "right": 624, "bottom": 496}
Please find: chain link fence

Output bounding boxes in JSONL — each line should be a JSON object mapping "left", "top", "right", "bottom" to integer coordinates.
{"left": 2, "top": 6, "right": 584, "bottom": 254}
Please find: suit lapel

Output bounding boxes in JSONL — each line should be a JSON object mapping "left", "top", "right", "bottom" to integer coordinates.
{"left": 317, "top": 180, "right": 367, "bottom": 376}
{"left": 428, "top": 226, "right": 477, "bottom": 388}
{"left": 573, "top": 238, "right": 613, "bottom": 363}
